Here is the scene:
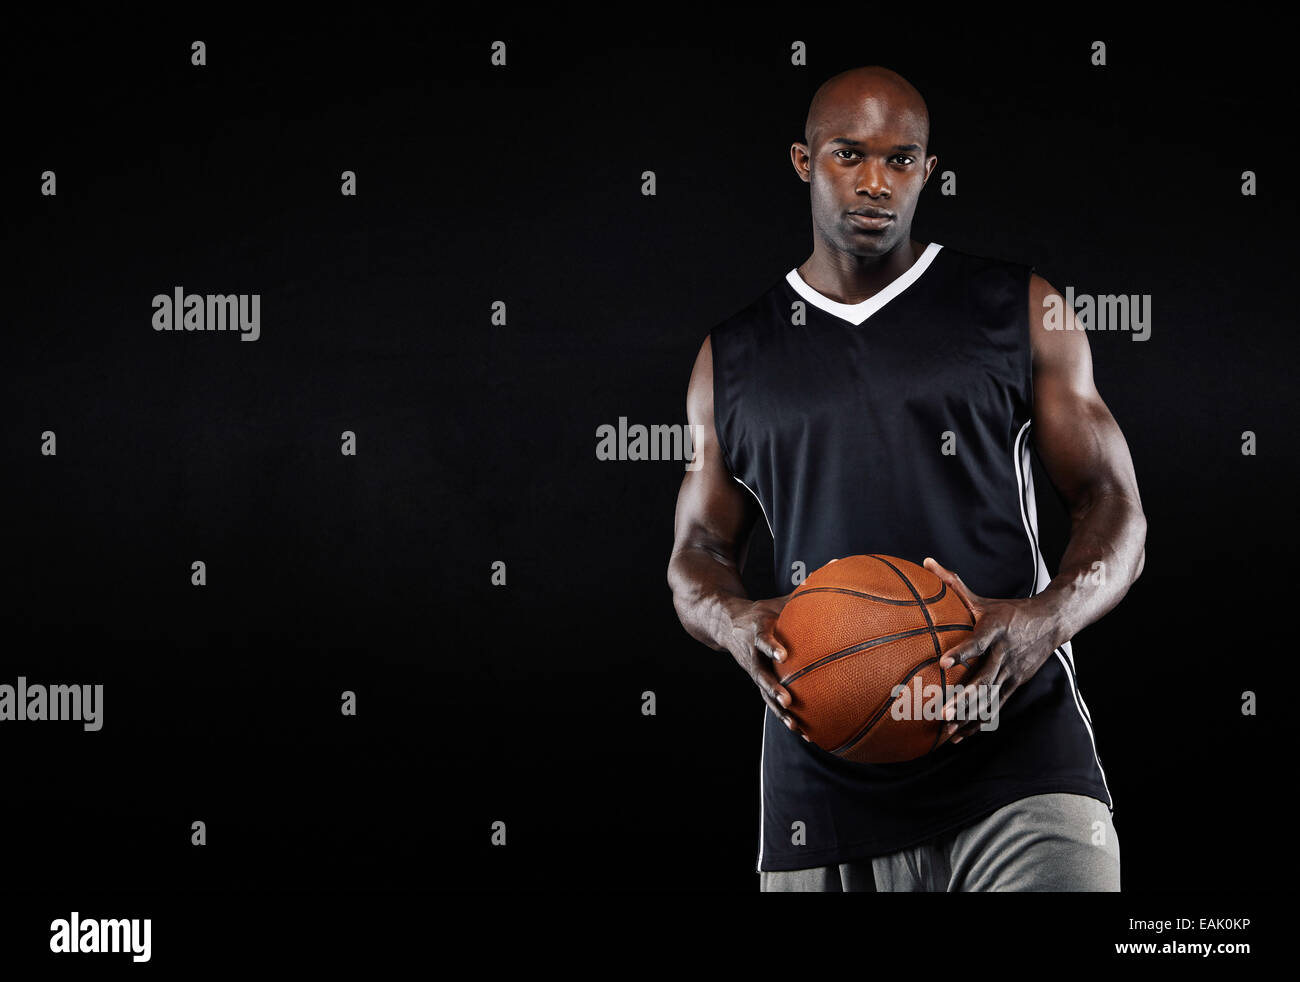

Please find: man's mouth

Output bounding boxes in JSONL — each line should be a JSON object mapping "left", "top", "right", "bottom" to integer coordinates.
{"left": 846, "top": 210, "right": 894, "bottom": 231}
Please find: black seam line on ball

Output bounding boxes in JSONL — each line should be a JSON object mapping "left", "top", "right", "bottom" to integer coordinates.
{"left": 788, "top": 582, "right": 948, "bottom": 606}
{"left": 873, "top": 556, "right": 946, "bottom": 663}
{"left": 831, "top": 656, "right": 938, "bottom": 756}
{"left": 871, "top": 554, "right": 949, "bottom": 755}
{"left": 870, "top": 555, "right": 938, "bottom": 629}
{"left": 778, "top": 624, "right": 972, "bottom": 686}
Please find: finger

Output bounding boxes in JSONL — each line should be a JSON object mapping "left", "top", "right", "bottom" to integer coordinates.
{"left": 946, "top": 720, "right": 980, "bottom": 744}
{"left": 772, "top": 686, "right": 807, "bottom": 735}
{"left": 759, "top": 675, "right": 810, "bottom": 740}
{"left": 924, "top": 556, "right": 985, "bottom": 614}
{"left": 983, "top": 666, "right": 1017, "bottom": 716}
{"left": 940, "top": 678, "right": 983, "bottom": 723}
{"left": 922, "top": 556, "right": 947, "bottom": 577}
{"left": 752, "top": 658, "right": 790, "bottom": 706}
{"left": 936, "top": 711, "right": 973, "bottom": 746}
{"left": 769, "top": 686, "right": 808, "bottom": 738}
{"left": 762, "top": 695, "right": 787, "bottom": 724}
{"left": 942, "top": 644, "right": 1008, "bottom": 741}
{"left": 939, "top": 638, "right": 977, "bottom": 671}
{"left": 752, "top": 657, "right": 812, "bottom": 738}
{"left": 942, "top": 704, "right": 987, "bottom": 744}
{"left": 941, "top": 640, "right": 1006, "bottom": 718}
{"left": 755, "top": 632, "right": 788, "bottom": 665}
{"left": 940, "top": 627, "right": 998, "bottom": 670}
{"left": 761, "top": 694, "right": 807, "bottom": 738}
{"left": 773, "top": 682, "right": 792, "bottom": 710}
{"left": 947, "top": 693, "right": 999, "bottom": 742}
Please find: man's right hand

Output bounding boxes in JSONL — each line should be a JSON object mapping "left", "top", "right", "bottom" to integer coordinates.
{"left": 723, "top": 595, "right": 810, "bottom": 742}
{"left": 666, "top": 335, "right": 811, "bottom": 743}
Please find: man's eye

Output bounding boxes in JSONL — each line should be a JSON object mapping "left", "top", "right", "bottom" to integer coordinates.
{"left": 835, "top": 150, "right": 858, "bottom": 160}
{"left": 893, "top": 156, "right": 915, "bottom": 165}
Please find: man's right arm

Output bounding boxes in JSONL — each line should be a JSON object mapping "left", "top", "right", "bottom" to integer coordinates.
{"left": 666, "top": 335, "right": 807, "bottom": 739}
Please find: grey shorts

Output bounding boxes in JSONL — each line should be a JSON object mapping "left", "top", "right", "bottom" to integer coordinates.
{"left": 759, "top": 792, "right": 1120, "bottom": 892}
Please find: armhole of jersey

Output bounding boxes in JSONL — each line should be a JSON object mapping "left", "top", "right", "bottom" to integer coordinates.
{"left": 709, "top": 333, "right": 738, "bottom": 477}
{"left": 1024, "top": 263, "right": 1038, "bottom": 424}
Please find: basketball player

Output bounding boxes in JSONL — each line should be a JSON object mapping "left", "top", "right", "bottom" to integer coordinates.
{"left": 666, "top": 67, "right": 1147, "bottom": 892}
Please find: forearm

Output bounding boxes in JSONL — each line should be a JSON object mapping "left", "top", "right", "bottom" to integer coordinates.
{"left": 1032, "top": 491, "right": 1147, "bottom": 648}
{"left": 667, "top": 547, "right": 752, "bottom": 652}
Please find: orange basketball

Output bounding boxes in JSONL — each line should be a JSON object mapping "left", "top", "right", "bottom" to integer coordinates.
{"left": 773, "top": 555, "right": 977, "bottom": 763}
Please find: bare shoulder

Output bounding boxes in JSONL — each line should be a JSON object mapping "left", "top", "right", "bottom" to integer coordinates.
{"left": 686, "top": 334, "right": 715, "bottom": 424}
{"left": 1028, "top": 272, "right": 1093, "bottom": 385}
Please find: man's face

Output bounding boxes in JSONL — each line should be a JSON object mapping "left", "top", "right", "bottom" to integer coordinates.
{"left": 797, "top": 99, "right": 936, "bottom": 259}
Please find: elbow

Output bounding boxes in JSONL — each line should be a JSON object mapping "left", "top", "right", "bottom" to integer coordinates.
{"left": 666, "top": 553, "right": 689, "bottom": 620}
{"left": 1133, "top": 509, "right": 1148, "bottom": 581}
{"left": 666, "top": 550, "right": 683, "bottom": 597}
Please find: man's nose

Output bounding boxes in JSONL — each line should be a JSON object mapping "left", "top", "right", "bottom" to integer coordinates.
{"left": 855, "top": 161, "right": 890, "bottom": 198}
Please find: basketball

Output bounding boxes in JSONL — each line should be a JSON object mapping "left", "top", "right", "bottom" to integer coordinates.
{"left": 773, "top": 554, "right": 978, "bottom": 763}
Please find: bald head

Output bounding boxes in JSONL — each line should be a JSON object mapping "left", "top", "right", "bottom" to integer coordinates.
{"left": 804, "top": 66, "right": 930, "bottom": 154}
{"left": 792, "top": 66, "right": 937, "bottom": 260}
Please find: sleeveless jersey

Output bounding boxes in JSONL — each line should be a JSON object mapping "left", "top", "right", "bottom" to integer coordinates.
{"left": 708, "top": 242, "right": 1112, "bottom": 872}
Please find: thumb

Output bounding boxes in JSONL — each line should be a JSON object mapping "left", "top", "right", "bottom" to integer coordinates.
{"left": 923, "top": 556, "right": 984, "bottom": 614}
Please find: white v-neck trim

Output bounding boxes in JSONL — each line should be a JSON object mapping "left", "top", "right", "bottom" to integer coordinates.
{"left": 786, "top": 242, "right": 943, "bottom": 326}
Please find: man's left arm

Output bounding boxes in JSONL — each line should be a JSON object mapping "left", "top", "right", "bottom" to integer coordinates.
{"left": 926, "top": 272, "right": 1147, "bottom": 743}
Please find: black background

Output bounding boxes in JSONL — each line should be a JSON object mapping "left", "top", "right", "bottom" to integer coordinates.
{"left": 3, "top": 13, "right": 1293, "bottom": 911}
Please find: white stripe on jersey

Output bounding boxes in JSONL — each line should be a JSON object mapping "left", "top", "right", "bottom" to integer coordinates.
{"left": 1014, "top": 419, "right": 1112, "bottom": 807}
{"left": 757, "top": 712, "right": 767, "bottom": 872}
{"left": 733, "top": 474, "right": 774, "bottom": 540}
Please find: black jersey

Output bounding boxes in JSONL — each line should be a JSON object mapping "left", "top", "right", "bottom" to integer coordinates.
{"left": 708, "top": 242, "right": 1112, "bottom": 872}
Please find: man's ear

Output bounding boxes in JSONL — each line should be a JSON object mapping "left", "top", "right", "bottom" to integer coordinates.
{"left": 790, "top": 142, "right": 812, "bottom": 183}
{"left": 922, "top": 154, "right": 939, "bottom": 184}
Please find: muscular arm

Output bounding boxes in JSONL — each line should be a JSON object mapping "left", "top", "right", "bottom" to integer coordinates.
{"left": 667, "top": 335, "right": 761, "bottom": 650}
{"left": 1026, "top": 272, "right": 1148, "bottom": 647}
{"left": 667, "top": 336, "right": 804, "bottom": 734}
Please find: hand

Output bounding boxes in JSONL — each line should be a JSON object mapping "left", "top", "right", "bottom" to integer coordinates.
{"left": 723, "top": 593, "right": 810, "bottom": 741}
{"left": 922, "top": 557, "right": 1065, "bottom": 746}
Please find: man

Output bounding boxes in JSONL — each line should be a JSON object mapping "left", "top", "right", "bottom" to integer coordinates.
{"left": 666, "top": 66, "right": 1146, "bottom": 891}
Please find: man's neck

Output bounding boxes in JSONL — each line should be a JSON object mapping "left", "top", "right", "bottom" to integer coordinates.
{"left": 796, "top": 239, "right": 926, "bottom": 305}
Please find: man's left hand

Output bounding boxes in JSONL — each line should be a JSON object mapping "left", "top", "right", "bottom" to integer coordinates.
{"left": 922, "top": 556, "right": 1065, "bottom": 746}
